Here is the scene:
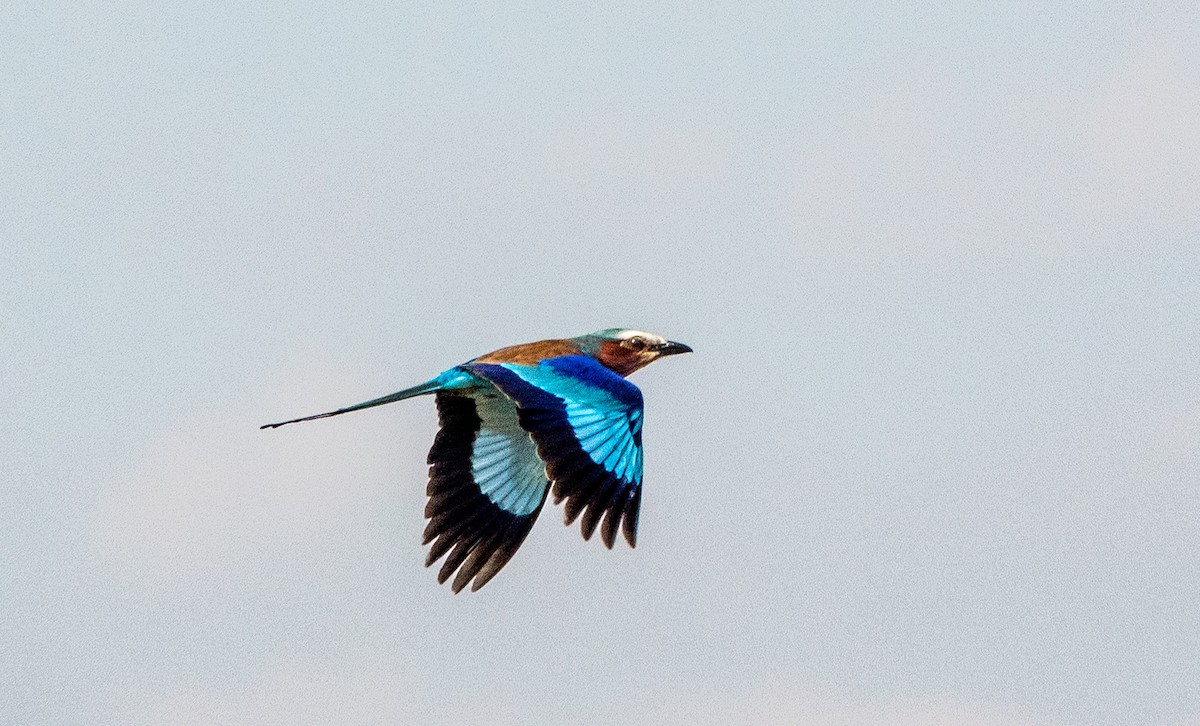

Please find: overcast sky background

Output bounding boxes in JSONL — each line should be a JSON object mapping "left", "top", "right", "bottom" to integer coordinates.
{"left": 5, "top": 3, "right": 1199, "bottom": 725}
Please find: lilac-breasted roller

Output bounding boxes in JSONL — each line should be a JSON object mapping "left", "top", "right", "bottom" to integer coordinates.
{"left": 262, "top": 328, "right": 692, "bottom": 593}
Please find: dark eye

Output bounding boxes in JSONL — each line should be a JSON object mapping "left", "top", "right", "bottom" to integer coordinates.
{"left": 626, "top": 336, "right": 647, "bottom": 351}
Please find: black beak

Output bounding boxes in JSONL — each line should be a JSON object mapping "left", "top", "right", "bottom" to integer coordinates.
{"left": 654, "top": 340, "right": 693, "bottom": 356}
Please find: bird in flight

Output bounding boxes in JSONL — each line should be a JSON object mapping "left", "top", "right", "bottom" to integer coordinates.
{"left": 262, "top": 328, "right": 692, "bottom": 593}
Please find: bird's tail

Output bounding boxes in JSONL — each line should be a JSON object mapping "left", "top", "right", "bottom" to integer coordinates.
{"left": 260, "top": 378, "right": 445, "bottom": 430}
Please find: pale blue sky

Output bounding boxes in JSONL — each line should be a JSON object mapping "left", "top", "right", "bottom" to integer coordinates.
{"left": 4, "top": 4, "right": 1199, "bottom": 724}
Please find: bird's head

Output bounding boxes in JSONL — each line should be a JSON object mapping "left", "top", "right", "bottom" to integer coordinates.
{"left": 579, "top": 328, "right": 693, "bottom": 377}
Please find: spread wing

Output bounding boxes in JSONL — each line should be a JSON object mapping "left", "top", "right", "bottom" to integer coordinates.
{"left": 466, "top": 356, "right": 644, "bottom": 549}
{"left": 424, "top": 387, "right": 550, "bottom": 593}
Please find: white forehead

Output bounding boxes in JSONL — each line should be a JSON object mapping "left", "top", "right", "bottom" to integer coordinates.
{"left": 612, "top": 329, "right": 666, "bottom": 344}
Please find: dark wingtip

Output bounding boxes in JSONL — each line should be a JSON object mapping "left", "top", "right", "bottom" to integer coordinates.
{"left": 622, "top": 518, "right": 638, "bottom": 548}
